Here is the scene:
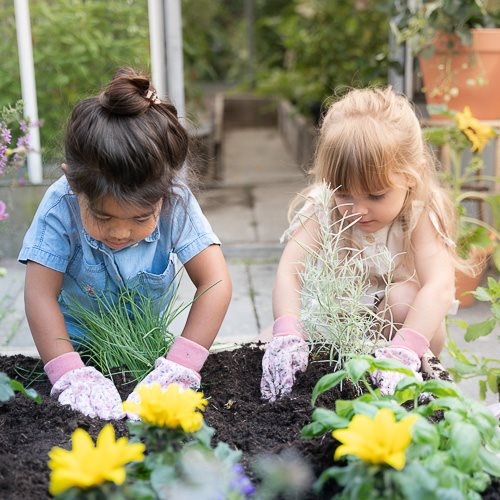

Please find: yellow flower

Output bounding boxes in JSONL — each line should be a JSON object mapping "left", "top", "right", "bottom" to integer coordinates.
{"left": 456, "top": 106, "right": 496, "bottom": 153}
{"left": 123, "top": 383, "right": 208, "bottom": 432}
{"left": 48, "top": 424, "right": 145, "bottom": 495}
{"left": 332, "top": 408, "right": 419, "bottom": 470}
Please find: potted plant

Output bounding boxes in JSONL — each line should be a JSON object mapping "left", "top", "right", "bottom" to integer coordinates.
{"left": 424, "top": 106, "right": 499, "bottom": 306}
{"left": 389, "top": 0, "right": 500, "bottom": 119}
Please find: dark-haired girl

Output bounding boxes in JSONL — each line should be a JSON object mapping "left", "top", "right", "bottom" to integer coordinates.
{"left": 19, "top": 68, "right": 232, "bottom": 419}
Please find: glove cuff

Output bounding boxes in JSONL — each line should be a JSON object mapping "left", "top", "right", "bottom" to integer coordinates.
{"left": 272, "top": 315, "right": 304, "bottom": 340}
{"left": 390, "top": 328, "right": 429, "bottom": 358}
{"left": 44, "top": 352, "right": 85, "bottom": 385}
{"left": 166, "top": 336, "right": 209, "bottom": 374}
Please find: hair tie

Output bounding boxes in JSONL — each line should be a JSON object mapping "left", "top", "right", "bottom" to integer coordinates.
{"left": 145, "top": 89, "right": 161, "bottom": 104}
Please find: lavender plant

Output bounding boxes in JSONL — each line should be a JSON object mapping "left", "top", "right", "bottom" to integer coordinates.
{"left": 298, "top": 184, "right": 394, "bottom": 370}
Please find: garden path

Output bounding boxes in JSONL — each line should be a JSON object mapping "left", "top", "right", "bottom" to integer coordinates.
{"left": 0, "top": 126, "right": 497, "bottom": 406}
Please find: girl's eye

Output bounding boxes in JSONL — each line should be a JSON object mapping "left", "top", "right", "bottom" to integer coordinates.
{"left": 134, "top": 216, "right": 152, "bottom": 223}
{"left": 369, "top": 193, "right": 386, "bottom": 200}
{"left": 93, "top": 214, "right": 111, "bottom": 221}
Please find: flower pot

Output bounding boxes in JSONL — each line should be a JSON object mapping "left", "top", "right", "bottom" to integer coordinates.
{"left": 455, "top": 244, "right": 493, "bottom": 308}
{"left": 419, "top": 29, "right": 500, "bottom": 120}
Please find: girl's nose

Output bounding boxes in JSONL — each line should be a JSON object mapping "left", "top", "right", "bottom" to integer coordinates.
{"left": 351, "top": 202, "right": 368, "bottom": 216}
{"left": 109, "top": 221, "right": 131, "bottom": 240}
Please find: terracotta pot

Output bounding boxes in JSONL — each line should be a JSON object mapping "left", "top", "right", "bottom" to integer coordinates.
{"left": 419, "top": 29, "right": 500, "bottom": 120}
{"left": 455, "top": 244, "right": 493, "bottom": 308}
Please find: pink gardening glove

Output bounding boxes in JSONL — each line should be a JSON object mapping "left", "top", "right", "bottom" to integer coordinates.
{"left": 45, "top": 352, "right": 125, "bottom": 420}
{"left": 372, "top": 328, "right": 429, "bottom": 395}
{"left": 261, "top": 315, "right": 309, "bottom": 402}
{"left": 125, "top": 336, "right": 208, "bottom": 420}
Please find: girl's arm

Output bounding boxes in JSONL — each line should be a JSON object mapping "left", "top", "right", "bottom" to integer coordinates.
{"left": 403, "top": 211, "right": 456, "bottom": 340}
{"left": 181, "top": 244, "right": 232, "bottom": 349}
{"left": 24, "top": 261, "right": 74, "bottom": 363}
{"left": 273, "top": 218, "right": 322, "bottom": 319}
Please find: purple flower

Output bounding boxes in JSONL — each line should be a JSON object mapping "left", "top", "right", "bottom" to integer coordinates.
{"left": 0, "top": 200, "right": 10, "bottom": 221}
{"left": 0, "top": 145, "right": 7, "bottom": 174}
{"left": 16, "top": 133, "right": 31, "bottom": 150}
{"left": 229, "top": 464, "right": 255, "bottom": 497}
{"left": 19, "top": 119, "right": 28, "bottom": 133}
{"left": 0, "top": 126, "right": 11, "bottom": 145}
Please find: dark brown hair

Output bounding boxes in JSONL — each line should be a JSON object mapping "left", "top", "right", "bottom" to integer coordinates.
{"left": 64, "top": 67, "right": 189, "bottom": 209}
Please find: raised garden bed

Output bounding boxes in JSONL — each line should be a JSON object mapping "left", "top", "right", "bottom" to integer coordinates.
{"left": 1, "top": 346, "right": 499, "bottom": 499}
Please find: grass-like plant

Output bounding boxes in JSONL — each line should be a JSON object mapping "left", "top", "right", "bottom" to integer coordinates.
{"left": 298, "top": 184, "right": 394, "bottom": 370}
{"left": 66, "top": 270, "right": 197, "bottom": 383}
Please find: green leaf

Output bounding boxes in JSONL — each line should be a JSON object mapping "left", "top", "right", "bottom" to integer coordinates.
{"left": 421, "top": 380, "right": 462, "bottom": 398}
{"left": 346, "top": 358, "right": 371, "bottom": 384}
{"left": 411, "top": 418, "right": 440, "bottom": 448}
{"left": 311, "top": 408, "right": 349, "bottom": 430}
{"left": 311, "top": 371, "right": 347, "bottom": 406}
{"left": 479, "top": 379, "right": 487, "bottom": 400}
{"left": 351, "top": 401, "right": 378, "bottom": 418}
{"left": 369, "top": 357, "right": 414, "bottom": 376}
{"left": 213, "top": 441, "right": 241, "bottom": 464}
{"left": 194, "top": 421, "right": 215, "bottom": 448}
{"left": 335, "top": 399, "right": 354, "bottom": 418}
{"left": 487, "top": 373, "right": 499, "bottom": 393}
{"left": 478, "top": 447, "right": 500, "bottom": 477}
{"left": 450, "top": 423, "right": 481, "bottom": 473}
{"left": 9, "top": 380, "right": 41, "bottom": 404}
{"left": 0, "top": 372, "right": 15, "bottom": 402}
{"left": 430, "top": 396, "right": 466, "bottom": 412}
{"left": 464, "top": 318, "right": 496, "bottom": 342}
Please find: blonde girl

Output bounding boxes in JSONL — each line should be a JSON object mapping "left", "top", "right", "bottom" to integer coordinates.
{"left": 261, "top": 87, "right": 467, "bottom": 401}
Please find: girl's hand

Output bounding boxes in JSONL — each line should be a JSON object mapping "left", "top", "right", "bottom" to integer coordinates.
{"left": 125, "top": 337, "right": 207, "bottom": 420}
{"left": 45, "top": 352, "right": 125, "bottom": 420}
{"left": 371, "top": 328, "right": 429, "bottom": 395}
{"left": 261, "top": 315, "right": 309, "bottom": 402}
{"left": 372, "top": 346, "right": 422, "bottom": 395}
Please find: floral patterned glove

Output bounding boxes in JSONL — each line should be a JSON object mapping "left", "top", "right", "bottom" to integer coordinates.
{"left": 372, "top": 328, "right": 429, "bottom": 396}
{"left": 126, "top": 336, "right": 208, "bottom": 420}
{"left": 261, "top": 315, "right": 309, "bottom": 402}
{"left": 46, "top": 352, "right": 125, "bottom": 420}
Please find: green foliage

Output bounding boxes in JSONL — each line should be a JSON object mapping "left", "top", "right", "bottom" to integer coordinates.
{"left": 388, "top": 0, "right": 500, "bottom": 57}
{"left": 0, "top": 371, "right": 41, "bottom": 404}
{"left": 299, "top": 185, "right": 391, "bottom": 371}
{"left": 254, "top": 0, "right": 391, "bottom": 117}
{"left": 0, "top": 0, "right": 151, "bottom": 162}
{"left": 302, "top": 354, "right": 500, "bottom": 498}
{"left": 447, "top": 277, "right": 500, "bottom": 399}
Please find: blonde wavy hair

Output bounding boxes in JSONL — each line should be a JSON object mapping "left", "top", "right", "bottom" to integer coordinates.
{"left": 290, "top": 87, "right": 472, "bottom": 275}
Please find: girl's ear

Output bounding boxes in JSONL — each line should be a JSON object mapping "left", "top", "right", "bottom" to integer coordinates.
{"left": 60, "top": 163, "right": 68, "bottom": 174}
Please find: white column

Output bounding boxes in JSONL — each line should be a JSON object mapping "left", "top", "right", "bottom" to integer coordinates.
{"left": 14, "top": 0, "right": 42, "bottom": 184}
{"left": 164, "top": 0, "right": 185, "bottom": 122}
{"left": 147, "top": 0, "right": 167, "bottom": 98}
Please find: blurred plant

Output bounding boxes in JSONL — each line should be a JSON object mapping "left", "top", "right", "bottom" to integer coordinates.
{"left": 0, "top": 371, "right": 41, "bottom": 404}
{"left": 0, "top": 101, "right": 32, "bottom": 220}
{"left": 255, "top": 0, "right": 391, "bottom": 120}
{"left": 447, "top": 276, "right": 500, "bottom": 400}
{"left": 388, "top": 0, "right": 500, "bottom": 101}
{"left": 48, "top": 424, "right": 145, "bottom": 497}
{"left": 424, "top": 106, "right": 499, "bottom": 269}
{"left": 302, "top": 355, "right": 500, "bottom": 498}
{"left": 299, "top": 184, "right": 392, "bottom": 370}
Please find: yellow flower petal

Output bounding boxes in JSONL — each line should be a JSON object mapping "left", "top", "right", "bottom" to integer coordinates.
{"left": 332, "top": 409, "right": 419, "bottom": 469}
{"left": 48, "top": 425, "right": 144, "bottom": 495}
{"left": 124, "top": 383, "right": 208, "bottom": 430}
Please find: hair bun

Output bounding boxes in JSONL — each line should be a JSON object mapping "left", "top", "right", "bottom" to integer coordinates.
{"left": 99, "top": 67, "right": 153, "bottom": 115}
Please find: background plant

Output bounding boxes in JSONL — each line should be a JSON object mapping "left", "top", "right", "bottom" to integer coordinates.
{"left": 254, "top": 0, "right": 391, "bottom": 120}
{"left": 447, "top": 276, "right": 500, "bottom": 400}
{"left": 299, "top": 185, "right": 392, "bottom": 370}
{"left": 0, "top": 371, "right": 41, "bottom": 404}
{"left": 423, "top": 106, "right": 499, "bottom": 268}
{"left": 302, "top": 355, "right": 500, "bottom": 498}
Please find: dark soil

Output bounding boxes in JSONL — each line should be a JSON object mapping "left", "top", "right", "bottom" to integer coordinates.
{"left": 0, "top": 346, "right": 499, "bottom": 499}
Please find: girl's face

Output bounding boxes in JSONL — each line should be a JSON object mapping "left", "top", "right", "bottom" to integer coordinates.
{"left": 79, "top": 195, "right": 162, "bottom": 250}
{"left": 334, "top": 174, "right": 409, "bottom": 233}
